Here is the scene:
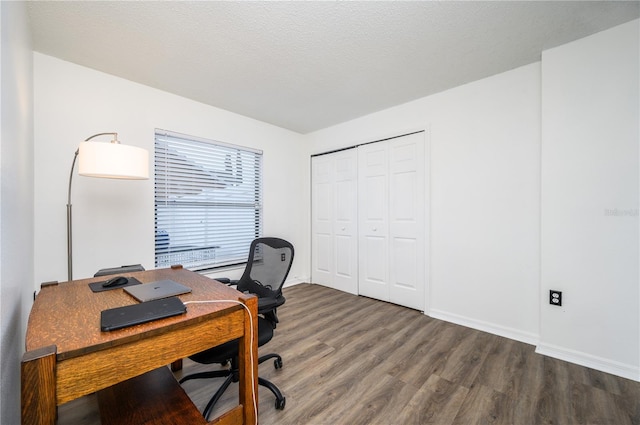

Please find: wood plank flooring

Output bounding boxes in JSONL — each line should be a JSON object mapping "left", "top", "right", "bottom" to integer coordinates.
{"left": 58, "top": 283, "right": 640, "bottom": 425}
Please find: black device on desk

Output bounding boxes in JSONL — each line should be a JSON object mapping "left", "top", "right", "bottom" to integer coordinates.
{"left": 100, "top": 297, "right": 187, "bottom": 331}
{"left": 88, "top": 276, "right": 143, "bottom": 293}
{"left": 102, "top": 276, "right": 128, "bottom": 288}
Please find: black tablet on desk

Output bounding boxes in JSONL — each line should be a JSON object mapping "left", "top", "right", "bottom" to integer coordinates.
{"left": 100, "top": 297, "right": 186, "bottom": 331}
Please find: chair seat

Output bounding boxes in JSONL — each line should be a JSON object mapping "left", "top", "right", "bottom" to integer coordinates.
{"left": 189, "top": 317, "right": 273, "bottom": 364}
{"left": 258, "top": 295, "right": 285, "bottom": 313}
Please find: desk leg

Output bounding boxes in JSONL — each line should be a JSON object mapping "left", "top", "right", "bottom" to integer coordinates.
{"left": 238, "top": 294, "right": 258, "bottom": 425}
{"left": 21, "top": 345, "right": 57, "bottom": 425}
{"left": 170, "top": 359, "right": 183, "bottom": 371}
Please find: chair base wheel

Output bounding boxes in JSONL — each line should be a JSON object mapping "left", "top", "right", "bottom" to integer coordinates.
{"left": 276, "top": 396, "right": 286, "bottom": 410}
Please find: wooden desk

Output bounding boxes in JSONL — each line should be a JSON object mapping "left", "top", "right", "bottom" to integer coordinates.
{"left": 21, "top": 266, "right": 258, "bottom": 425}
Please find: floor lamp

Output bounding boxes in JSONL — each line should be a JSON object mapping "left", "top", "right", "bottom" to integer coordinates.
{"left": 67, "top": 132, "right": 149, "bottom": 281}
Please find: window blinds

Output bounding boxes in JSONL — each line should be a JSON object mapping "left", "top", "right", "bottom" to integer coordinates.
{"left": 154, "top": 130, "right": 263, "bottom": 270}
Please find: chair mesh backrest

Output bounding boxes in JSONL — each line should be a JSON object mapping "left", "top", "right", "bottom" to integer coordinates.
{"left": 237, "top": 238, "right": 294, "bottom": 298}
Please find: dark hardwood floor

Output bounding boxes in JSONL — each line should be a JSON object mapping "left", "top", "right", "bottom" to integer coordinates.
{"left": 59, "top": 283, "right": 640, "bottom": 425}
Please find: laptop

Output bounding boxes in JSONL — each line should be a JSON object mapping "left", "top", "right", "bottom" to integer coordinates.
{"left": 124, "top": 279, "right": 192, "bottom": 302}
{"left": 100, "top": 296, "right": 186, "bottom": 331}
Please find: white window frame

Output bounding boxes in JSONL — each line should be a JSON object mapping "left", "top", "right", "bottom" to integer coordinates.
{"left": 154, "top": 129, "right": 263, "bottom": 271}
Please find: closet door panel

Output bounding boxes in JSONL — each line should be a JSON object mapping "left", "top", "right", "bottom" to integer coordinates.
{"left": 389, "top": 133, "right": 425, "bottom": 310}
{"left": 311, "top": 157, "right": 333, "bottom": 286}
{"left": 315, "top": 234, "right": 332, "bottom": 275}
{"left": 392, "top": 237, "right": 417, "bottom": 286}
{"left": 360, "top": 145, "right": 388, "bottom": 235}
{"left": 335, "top": 235, "right": 353, "bottom": 276}
{"left": 358, "top": 143, "right": 390, "bottom": 301}
{"left": 333, "top": 150, "right": 358, "bottom": 294}
{"left": 360, "top": 235, "right": 389, "bottom": 299}
{"left": 311, "top": 149, "right": 358, "bottom": 294}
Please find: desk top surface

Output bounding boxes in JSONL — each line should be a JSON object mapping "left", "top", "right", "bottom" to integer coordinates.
{"left": 26, "top": 267, "right": 245, "bottom": 360}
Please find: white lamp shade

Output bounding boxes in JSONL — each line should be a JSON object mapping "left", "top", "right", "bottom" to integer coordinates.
{"left": 78, "top": 142, "right": 149, "bottom": 179}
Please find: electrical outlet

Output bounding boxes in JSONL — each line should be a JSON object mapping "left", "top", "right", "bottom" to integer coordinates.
{"left": 549, "top": 290, "right": 562, "bottom": 306}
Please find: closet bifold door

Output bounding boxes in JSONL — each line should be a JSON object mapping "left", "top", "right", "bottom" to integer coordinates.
{"left": 311, "top": 149, "right": 358, "bottom": 294}
{"left": 358, "top": 132, "right": 425, "bottom": 310}
{"left": 357, "top": 141, "right": 390, "bottom": 302}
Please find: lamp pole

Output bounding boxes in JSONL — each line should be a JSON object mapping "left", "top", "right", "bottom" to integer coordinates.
{"left": 67, "top": 148, "right": 79, "bottom": 281}
{"left": 66, "top": 133, "right": 119, "bottom": 281}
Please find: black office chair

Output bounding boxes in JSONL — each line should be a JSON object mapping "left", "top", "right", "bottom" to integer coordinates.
{"left": 180, "top": 237, "right": 294, "bottom": 420}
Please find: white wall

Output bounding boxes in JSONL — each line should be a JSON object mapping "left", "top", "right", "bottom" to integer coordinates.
{"left": 33, "top": 54, "right": 309, "bottom": 287}
{"left": 308, "top": 62, "right": 542, "bottom": 345}
{"left": 307, "top": 19, "right": 640, "bottom": 381}
{"left": 0, "top": 1, "right": 34, "bottom": 423}
{"left": 539, "top": 20, "right": 639, "bottom": 380}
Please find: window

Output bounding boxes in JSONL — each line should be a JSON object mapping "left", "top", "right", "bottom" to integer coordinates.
{"left": 154, "top": 130, "right": 263, "bottom": 271}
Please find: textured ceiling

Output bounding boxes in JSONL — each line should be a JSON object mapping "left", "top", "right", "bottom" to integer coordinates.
{"left": 27, "top": 1, "right": 640, "bottom": 134}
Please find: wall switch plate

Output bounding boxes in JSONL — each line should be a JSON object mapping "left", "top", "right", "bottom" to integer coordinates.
{"left": 549, "top": 290, "right": 562, "bottom": 306}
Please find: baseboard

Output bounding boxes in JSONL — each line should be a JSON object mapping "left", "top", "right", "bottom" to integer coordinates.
{"left": 535, "top": 342, "right": 640, "bottom": 382}
{"left": 429, "top": 309, "right": 639, "bottom": 382}
{"left": 283, "top": 277, "right": 307, "bottom": 288}
{"left": 428, "top": 309, "right": 539, "bottom": 346}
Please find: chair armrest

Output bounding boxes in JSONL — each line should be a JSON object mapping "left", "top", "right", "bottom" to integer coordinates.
{"left": 214, "top": 277, "right": 236, "bottom": 285}
{"left": 257, "top": 295, "right": 285, "bottom": 314}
